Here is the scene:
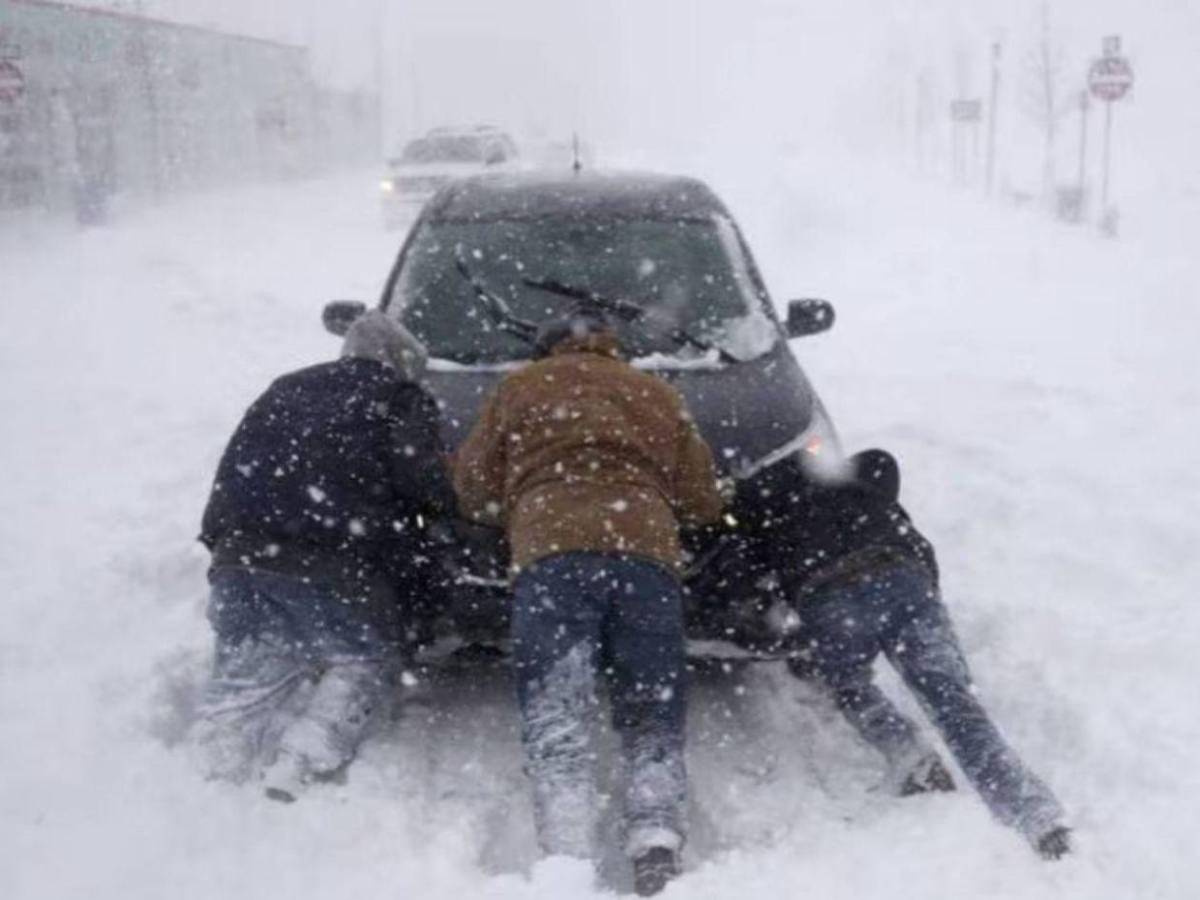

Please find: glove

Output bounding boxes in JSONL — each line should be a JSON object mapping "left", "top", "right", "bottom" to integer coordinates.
{"left": 716, "top": 476, "right": 738, "bottom": 506}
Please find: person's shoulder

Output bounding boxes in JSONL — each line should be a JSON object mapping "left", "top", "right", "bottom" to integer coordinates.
{"left": 389, "top": 378, "right": 440, "bottom": 410}
{"left": 271, "top": 357, "right": 387, "bottom": 390}
{"left": 268, "top": 360, "right": 330, "bottom": 387}
{"left": 623, "top": 365, "right": 688, "bottom": 413}
{"left": 339, "top": 356, "right": 396, "bottom": 382}
{"left": 255, "top": 363, "right": 330, "bottom": 407}
{"left": 495, "top": 359, "right": 542, "bottom": 391}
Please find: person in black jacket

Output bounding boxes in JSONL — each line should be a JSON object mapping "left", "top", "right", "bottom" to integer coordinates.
{"left": 754, "top": 449, "right": 1070, "bottom": 859}
{"left": 192, "top": 311, "right": 454, "bottom": 800}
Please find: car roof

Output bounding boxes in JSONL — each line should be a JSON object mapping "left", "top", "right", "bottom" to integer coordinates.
{"left": 426, "top": 124, "right": 507, "bottom": 136}
{"left": 425, "top": 171, "right": 729, "bottom": 222}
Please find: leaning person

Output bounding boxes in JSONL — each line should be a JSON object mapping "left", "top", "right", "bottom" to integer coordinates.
{"left": 193, "top": 311, "right": 454, "bottom": 801}
{"left": 453, "top": 308, "right": 725, "bottom": 895}
{"left": 766, "top": 448, "right": 1071, "bottom": 859}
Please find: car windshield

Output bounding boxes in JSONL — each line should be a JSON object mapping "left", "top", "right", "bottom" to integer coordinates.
{"left": 388, "top": 216, "right": 778, "bottom": 365}
{"left": 397, "top": 136, "right": 486, "bottom": 164}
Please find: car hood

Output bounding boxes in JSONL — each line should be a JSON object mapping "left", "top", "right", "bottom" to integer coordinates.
{"left": 423, "top": 341, "right": 820, "bottom": 478}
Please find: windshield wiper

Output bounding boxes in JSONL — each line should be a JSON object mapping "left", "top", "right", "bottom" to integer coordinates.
{"left": 454, "top": 251, "right": 538, "bottom": 345}
{"left": 522, "top": 275, "right": 739, "bottom": 364}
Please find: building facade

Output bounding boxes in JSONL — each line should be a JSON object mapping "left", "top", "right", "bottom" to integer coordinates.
{"left": 0, "top": 0, "right": 377, "bottom": 212}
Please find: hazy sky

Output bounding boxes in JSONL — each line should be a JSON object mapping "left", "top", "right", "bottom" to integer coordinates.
{"left": 80, "top": 0, "right": 1200, "bottom": 191}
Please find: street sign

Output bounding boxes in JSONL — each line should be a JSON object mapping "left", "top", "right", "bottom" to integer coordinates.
{"left": 0, "top": 60, "right": 25, "bottom": 104}
{"left": 950, "top": 99, "right": 983, "bottom": 122}
{"left": 1089, "top": 37, "right": 1132, "bottom": 224}
{"left": 1089, "top": 55, "right": 1133, "bottom": 102}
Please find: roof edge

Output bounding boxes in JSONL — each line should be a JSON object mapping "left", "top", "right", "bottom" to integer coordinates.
{"left": 9, "top": 0, "right": 309, "bottom": 53}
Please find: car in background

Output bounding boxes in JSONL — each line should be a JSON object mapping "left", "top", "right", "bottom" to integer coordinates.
{"left": 327, "top": 170, "right": 839, "bottom": 657}
{"left": 380, "top": 125, "right": 520, "bottom": 228}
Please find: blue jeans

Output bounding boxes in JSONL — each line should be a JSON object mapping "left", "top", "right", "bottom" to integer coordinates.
{"left": 795, "top": 563, "right": 1064, "bottom": 842}
{"left": 193, "top": 567, "right": 403, "bottom": 783}
{"left": 512, "top": 552, "right": 687, "bottom": 859}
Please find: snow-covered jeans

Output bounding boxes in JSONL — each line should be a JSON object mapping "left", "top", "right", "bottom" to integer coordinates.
{"left": 792, "top": 562, "right": 1064, "bottom": 843}
{"left": 512, "top": 553, "right": 687, "bottom": 860}
{"left": 193, "top": 567, "right": 402, "bottom": 783}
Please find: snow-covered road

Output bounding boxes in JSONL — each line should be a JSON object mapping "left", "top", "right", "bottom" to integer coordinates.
{"left": 1, "top": 159, "right": 1197, "bottom": 899}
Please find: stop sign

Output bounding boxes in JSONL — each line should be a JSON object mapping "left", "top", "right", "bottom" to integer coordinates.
{"left": 1089, "top": 56, "right": 1134, "bottom": 102}
{"left": 0, "top": 60, "right": 23, "bottom": 104}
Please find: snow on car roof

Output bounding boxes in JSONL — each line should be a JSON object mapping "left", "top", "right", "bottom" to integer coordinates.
{"left": 426, "top": 171, "right": 728, "bottom": 222}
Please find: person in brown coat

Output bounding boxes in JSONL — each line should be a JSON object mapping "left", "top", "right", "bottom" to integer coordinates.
{"left": 454, "top": 308, "right": 724, "bottom": 894}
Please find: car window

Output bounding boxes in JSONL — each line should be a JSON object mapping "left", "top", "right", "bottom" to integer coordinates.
{"left": 398, "top": 136, "right": 487, "bottom": 164}
{"left": 388, "top": 215, "right": 779, "bottom": 365}
{"left": 483, "top": 142, "right": 508, "bottom": 164}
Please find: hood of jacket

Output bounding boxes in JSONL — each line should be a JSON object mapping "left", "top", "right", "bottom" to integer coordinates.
{"left": 341, "top": 310, "right": 428, "bottom": 381}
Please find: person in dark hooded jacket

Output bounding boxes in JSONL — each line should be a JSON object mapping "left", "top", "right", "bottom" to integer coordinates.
{"left": 193, "top": 311, "right": 454, "bottom": 800}
{"left": 756, "top": 448, "right": 1070, "bottom": 859}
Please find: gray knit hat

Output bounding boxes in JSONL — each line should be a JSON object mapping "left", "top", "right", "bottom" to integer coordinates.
{"left": 341, "top": 310, "right": 428, "bottom": 381}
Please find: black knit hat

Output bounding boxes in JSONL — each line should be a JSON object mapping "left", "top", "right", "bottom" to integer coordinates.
{"left": 849, "top": 448, "right": 901, "bottom": 503}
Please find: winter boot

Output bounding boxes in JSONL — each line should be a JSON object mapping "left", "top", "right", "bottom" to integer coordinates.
{"left": 263, "top": 661, "right": 389, "bottom": 801}
{"left": 897, "top": 753, "right": 956, "bottom": 796}
{"left": 190, "top": 714, "right": 265, "bottom": 785}
{"left": 261, "top": 749, "right": 310, "bottom": 803}
{"left": 1035, "top": 825, "right": 1072, "bottom": 860}
{"left": 633, "top": 846, "right": 680, "bottom": 897}
{"left": 531, "top": 776, "right": 597, "bottom": 859}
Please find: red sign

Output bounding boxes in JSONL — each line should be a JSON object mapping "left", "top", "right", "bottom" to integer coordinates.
{"left": 1089, "top": 56, "right": 1134, "bottom": 102}
{"left": 0, "top": 60, "right": 24, "bottom": 104}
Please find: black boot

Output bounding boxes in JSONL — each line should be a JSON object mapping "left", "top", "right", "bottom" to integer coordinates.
{"left": 898, "top": 754, "right": 956, "bottom": 796}
{"left": 1035, "top": 825, "right": 1072, "bottom": 860}
{"left": 633, "top": 847, "right": 680, "bottom": 896}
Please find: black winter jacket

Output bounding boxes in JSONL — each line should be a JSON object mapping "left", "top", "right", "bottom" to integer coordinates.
{"left": 200, "top": 358, "right": 455, "bottom": 584}
{"left": 736, "top": 449, "right": 938, "bottom": 596}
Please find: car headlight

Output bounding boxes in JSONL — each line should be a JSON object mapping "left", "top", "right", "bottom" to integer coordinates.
{"left": 794, "top": 405, "right": 846, "bottom": 480}
{"left": 380, "top": 179, "right": 395, "bottom": 193}
{"left": 732, "top": 405, "right": 844, "bottom": 481}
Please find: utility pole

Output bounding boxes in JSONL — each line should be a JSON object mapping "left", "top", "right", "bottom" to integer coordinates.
{"left": 986, "top": 41, "right": 1000, "bottom": 194}
{"left": 130, "top": 0, "right": 162, "bottom": 198}
{"left": 374, "top": 0, "right": 386, "bottom": 159}
{"left": 1076, "top": 90, "right": 1089, "bottom": 215}
{"left": 915, "top": 70, "right": 931, "bottom": 175}
{"left": 1100, "top": 98, "right": 1114, "bottom": 210}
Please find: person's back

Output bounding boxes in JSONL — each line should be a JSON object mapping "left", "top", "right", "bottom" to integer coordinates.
{"left": 772, "top": 450, "right": 1071, "bottom": 859}
{"left": 200, "top": 355, "right": 449, "bottom": 584}
{"left": 453, "top": 314, "right": 724, "bottom": 894}
{"left": 193, "top": 312, "right": 453, "bottom": 800}
{"left": 454, "top": 328, "right": 723, "bottom": 574}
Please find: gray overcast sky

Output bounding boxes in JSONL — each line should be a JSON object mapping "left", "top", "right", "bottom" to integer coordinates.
{"left": 81, "top": 0, "right": 1200, "bottom": 188}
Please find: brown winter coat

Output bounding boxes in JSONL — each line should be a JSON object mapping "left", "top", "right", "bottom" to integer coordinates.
{"left": 452, "top": 332, "right": 725, "bottom": 574}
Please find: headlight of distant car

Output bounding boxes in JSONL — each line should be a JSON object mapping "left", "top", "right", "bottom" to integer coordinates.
{"left": 380, "top": 179, "right": 395, "bottom": 193}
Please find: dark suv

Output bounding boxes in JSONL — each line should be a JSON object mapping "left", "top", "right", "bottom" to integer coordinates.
{"left": 325, "top": 171, "right": 839, "bottom": 658}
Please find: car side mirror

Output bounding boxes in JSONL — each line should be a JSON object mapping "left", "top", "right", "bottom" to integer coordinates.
{"left": 322, "top": 300, "right": 367, "bottom": 336}
{"left": 785, "top": 298, "right": 835, "bottom": 338}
